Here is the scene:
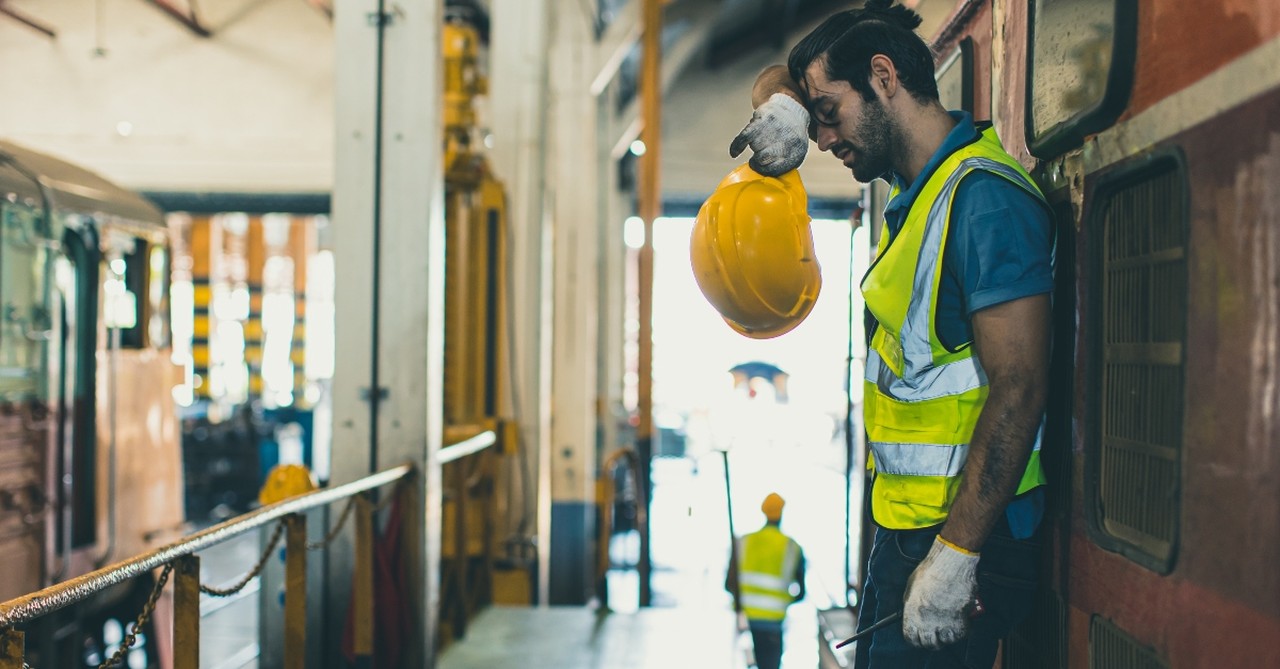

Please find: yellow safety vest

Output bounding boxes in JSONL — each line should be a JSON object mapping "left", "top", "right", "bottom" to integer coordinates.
{"left": 736, "top": 526, "right": 801, "bottom": 622}
{"left": 862, "top": 124, "right": 1048, "bottom": 530}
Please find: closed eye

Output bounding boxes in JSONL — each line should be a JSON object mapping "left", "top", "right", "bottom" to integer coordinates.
{"left": 813, "top": 103, "right": 840, "bottom": 127}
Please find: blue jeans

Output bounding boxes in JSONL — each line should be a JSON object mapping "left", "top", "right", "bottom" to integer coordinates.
{"left": 749, "top": 622, "right": 784, "bottom": 669}
{"left": 853, "top": 519, "right": 1040, "bottom": 668}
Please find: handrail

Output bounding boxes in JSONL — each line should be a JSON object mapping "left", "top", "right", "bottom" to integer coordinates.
{"left": 439, "top": 429, "right": 496, "bottom": 464}
{"left": 0, "top": 462, "right": 413, "bottom": 628}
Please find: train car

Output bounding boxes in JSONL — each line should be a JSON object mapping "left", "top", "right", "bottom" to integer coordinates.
{"left": 920, "top": 0, "right": 1280, "bottom": 667}
{"left": 0, "top": 140, "right": 183, "bottom": 664}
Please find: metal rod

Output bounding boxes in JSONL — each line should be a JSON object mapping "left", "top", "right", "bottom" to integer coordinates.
{"left": 284, "top": 514, "right": 307, "bottom": 669}
{"left": 438, "top": 429, "right": 497, "bottom": 463}
{"left": 721, "top": 450, "right": 740, "bottom": 612}
{"left": 835, "top": 611, "right": 902, "bottom": 649}
{"left": 635, "top": 0, "right": 662, "bottom": 611}
{"left": 145, "top": 0, "right": 211, "bottom": 37}
{"left": 0, "top": 463, "right": 412, "bottom": 627}
{"left": 0, "top": 3, "right": 56, "bottom": 38}
{"left": 173, "top": 555, "right": 200, "bottom": 669}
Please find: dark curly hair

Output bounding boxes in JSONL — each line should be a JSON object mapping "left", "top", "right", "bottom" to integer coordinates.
{"left": 787, "top": 0, "right": 939, "bottom": 104}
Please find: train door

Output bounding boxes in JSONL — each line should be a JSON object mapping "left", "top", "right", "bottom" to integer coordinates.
{"left": 59, "top": 222, "right": 100, "bottom": 577}
{"left": 0, "top": 161, "right": 59, "bottom": 601}
{"left": 93, "top": 226, "right": 183, "bottom": 565}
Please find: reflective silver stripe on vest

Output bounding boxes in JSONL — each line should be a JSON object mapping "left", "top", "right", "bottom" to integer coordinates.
{"left": 741, "top": 572, "right": 788, "bottom": 591}
{"left": 741, "top": 593, "right": 789, "bottom": 613}
{"left": 870, "top": 441, "right": 970, "bottom": 476}
{"left": 866, "top": 349, "right": 987, "bottom": 402}
{"left": 897, "top": 158, "right": 1039, "bottom": 382}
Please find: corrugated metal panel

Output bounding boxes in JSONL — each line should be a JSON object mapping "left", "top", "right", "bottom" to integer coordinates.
{"left": 1090, "top": 616, "right": 1167, "bottom": 669}
{"left": 1003, "top": 588, "right": 1066, "bottom": 669}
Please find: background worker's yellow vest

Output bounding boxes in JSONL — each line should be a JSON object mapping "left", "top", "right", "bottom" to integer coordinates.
{"left": 862, "top": 125, "right": 1048, "bottom": 530}
{"left": 736, "top": 526, "right": 801, "bottom": 622}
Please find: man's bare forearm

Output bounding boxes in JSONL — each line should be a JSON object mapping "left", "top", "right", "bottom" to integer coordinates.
{"left": 752, "top": 64, "right": 804, "bottom": 107}
{"left": 940, "top": 294, "right": 1051, "bottom": 552}
{"left": 938, "top": 379, "right": 1045, "bottom": 551}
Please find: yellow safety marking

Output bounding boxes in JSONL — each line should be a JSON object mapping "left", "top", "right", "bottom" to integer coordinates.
{"left": 0, "top": 629, "right": 23, "bottom": 669}
{"left": 174, "top": 555, "right": 200, "bottom": 669}
{"left": 193, "top": 314, "right": 211, "bottom": 338}
{"left": 284, "top": 514, "right": 307, "bottom": 669}
{"left": 354, "top": 497, "right": 375, "bottom": 657}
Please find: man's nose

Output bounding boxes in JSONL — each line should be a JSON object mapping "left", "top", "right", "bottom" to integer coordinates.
{"left": 816, "top": 125, "right": 838, "bottom": 152}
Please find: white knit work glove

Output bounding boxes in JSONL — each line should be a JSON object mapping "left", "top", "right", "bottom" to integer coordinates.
{"left": 728, "top": 93, "right": 810, "bottom": 177}
{"left": 902, "top": 536, "right": 981, "bottom": 649}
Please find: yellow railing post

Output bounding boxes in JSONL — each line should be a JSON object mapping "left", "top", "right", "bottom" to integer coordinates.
{"left": 0, "top": 629, "right": 22, "bottom": 668}
{"left": 284, "top": 513, "right": 307, "bottom": 669}
{"left": 173, "top": 554, "right": 200, "bottom": 669}
{"left": 353, "top": 496, "right": 375, "bottom": 663}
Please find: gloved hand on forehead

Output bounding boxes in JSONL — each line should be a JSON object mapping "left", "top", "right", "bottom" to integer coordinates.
{"left": 729, "top": 93, "right": 810, "bottom": 177}
{"left": 902, "top": 536, "right": 981, "bottom": 649}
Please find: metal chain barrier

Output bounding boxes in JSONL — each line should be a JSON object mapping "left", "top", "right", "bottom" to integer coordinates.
{"left": 97, "top": 563, "right": 173, "bottom": 669}
{"left": 199, "top": 521, "right": 286, "bottom": 597}
{"left": 306, "top": 496, "right": 359, "bottom": 551}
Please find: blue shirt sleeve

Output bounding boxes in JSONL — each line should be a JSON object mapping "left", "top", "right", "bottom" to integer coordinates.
{"left": 946, "top": 172, "right": 1054, "bottom": 317}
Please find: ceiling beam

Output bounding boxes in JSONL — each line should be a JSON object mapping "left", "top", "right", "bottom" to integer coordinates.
{"left": 591, "top": 0, "right": 641, "bottom": 96}
{"left": 610, "top": 1, "right": 719, "bottom": 159}
{"left": 145, "top": 0, "right": 212, "bottom": 37}
{"left": 303, "top": 0, "right": 333, "bottom": 21}
{"left": 0, "top": 1, "right": 56, "bottom": 38}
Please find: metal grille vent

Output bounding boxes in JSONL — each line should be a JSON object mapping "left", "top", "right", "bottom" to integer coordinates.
{"left": 1002, "top": 588, "right": 1066, "bottom": 669}
{"left": 1094, "top": 160, "right": 1186, "bottom": 570}
{"left": 1090, "top": 616, "right": 1168, "bottom": 669}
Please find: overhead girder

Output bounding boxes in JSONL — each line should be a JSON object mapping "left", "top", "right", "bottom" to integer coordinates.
{"left": 145, "top": 0, "right": 211, "bottom": 37}
{"left": 302, "top": 0, "right": 333, "bottom": 21}
{"left": 0, "top": 1, "right": 56, "bottom": 38}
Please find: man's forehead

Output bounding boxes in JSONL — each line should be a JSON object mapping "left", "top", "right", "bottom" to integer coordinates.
{"left": 802, "top": 59, "right": 844, "bottom": 103}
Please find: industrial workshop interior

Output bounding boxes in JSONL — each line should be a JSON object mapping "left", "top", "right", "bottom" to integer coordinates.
{"left": 2, "top": 0, "right": 1279, "bottom": 667}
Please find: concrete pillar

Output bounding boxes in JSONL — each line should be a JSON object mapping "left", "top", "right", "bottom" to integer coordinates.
{"left": 542, "top": 0, "right": 605, "bottom": 606}
{"left": 331, "top": 0, "right": 445, "bottom": 665}
{"left": 489, "top": 0, "right": 558, "bottom": 604}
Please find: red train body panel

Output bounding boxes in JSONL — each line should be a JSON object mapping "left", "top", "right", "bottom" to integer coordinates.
{"left": 927, "top": 0, "right": 1280, "bottom": 666}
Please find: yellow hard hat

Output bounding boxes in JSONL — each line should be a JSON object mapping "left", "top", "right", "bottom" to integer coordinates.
{"left": 690, "top": 164, "right": 821, "bottom": 339}
{"left": 762, "top": 492, "right": 785, "bottom": 521}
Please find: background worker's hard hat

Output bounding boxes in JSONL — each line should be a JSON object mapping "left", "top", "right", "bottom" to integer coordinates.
{"left": 690, "top": 163, "right": 821, "bottom": 339}
{"left": 762, "top": 492, "right": 785, "bottom": 521}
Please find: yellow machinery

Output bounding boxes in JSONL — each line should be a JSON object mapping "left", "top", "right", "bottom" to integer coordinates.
{"left": 438, "top": 14, "right": 530, "bottom": 645}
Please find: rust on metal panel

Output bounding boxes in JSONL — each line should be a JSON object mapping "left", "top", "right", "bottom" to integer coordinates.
{"left": 1176, "top": 87, "right": 1280, "bottom": 618}
{"left": 1128, "top": 0, "right": 1280, "bottom": 122}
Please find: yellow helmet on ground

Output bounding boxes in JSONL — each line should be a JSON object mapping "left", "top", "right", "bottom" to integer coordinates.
{"left": 259, "top": 463, "right": 318, "bottom": 505}
{"left": 691, "top": 164, "right": 821, "bottom": 339}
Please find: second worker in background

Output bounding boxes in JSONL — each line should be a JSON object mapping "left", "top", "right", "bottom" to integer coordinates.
{"left": 727, "top": 493, "right": 806, "bottom": 669}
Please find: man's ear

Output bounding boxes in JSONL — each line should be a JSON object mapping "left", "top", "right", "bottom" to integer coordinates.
{"left": 868, "top": 54, "right": 898, "bottom": 98}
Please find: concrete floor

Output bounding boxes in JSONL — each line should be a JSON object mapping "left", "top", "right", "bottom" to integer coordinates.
{"left": 195, "top": 530, "right": 262, "bottom": 669}
{"left": 438, "top": 605, "right": 751, "bottom": 669}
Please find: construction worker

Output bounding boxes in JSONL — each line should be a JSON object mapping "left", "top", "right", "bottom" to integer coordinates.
{"left": 727, "top": 1, "right": 1053, "bottom": 666}
{"left": 726, "top": 493, "right": 806, "bottom": 669}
